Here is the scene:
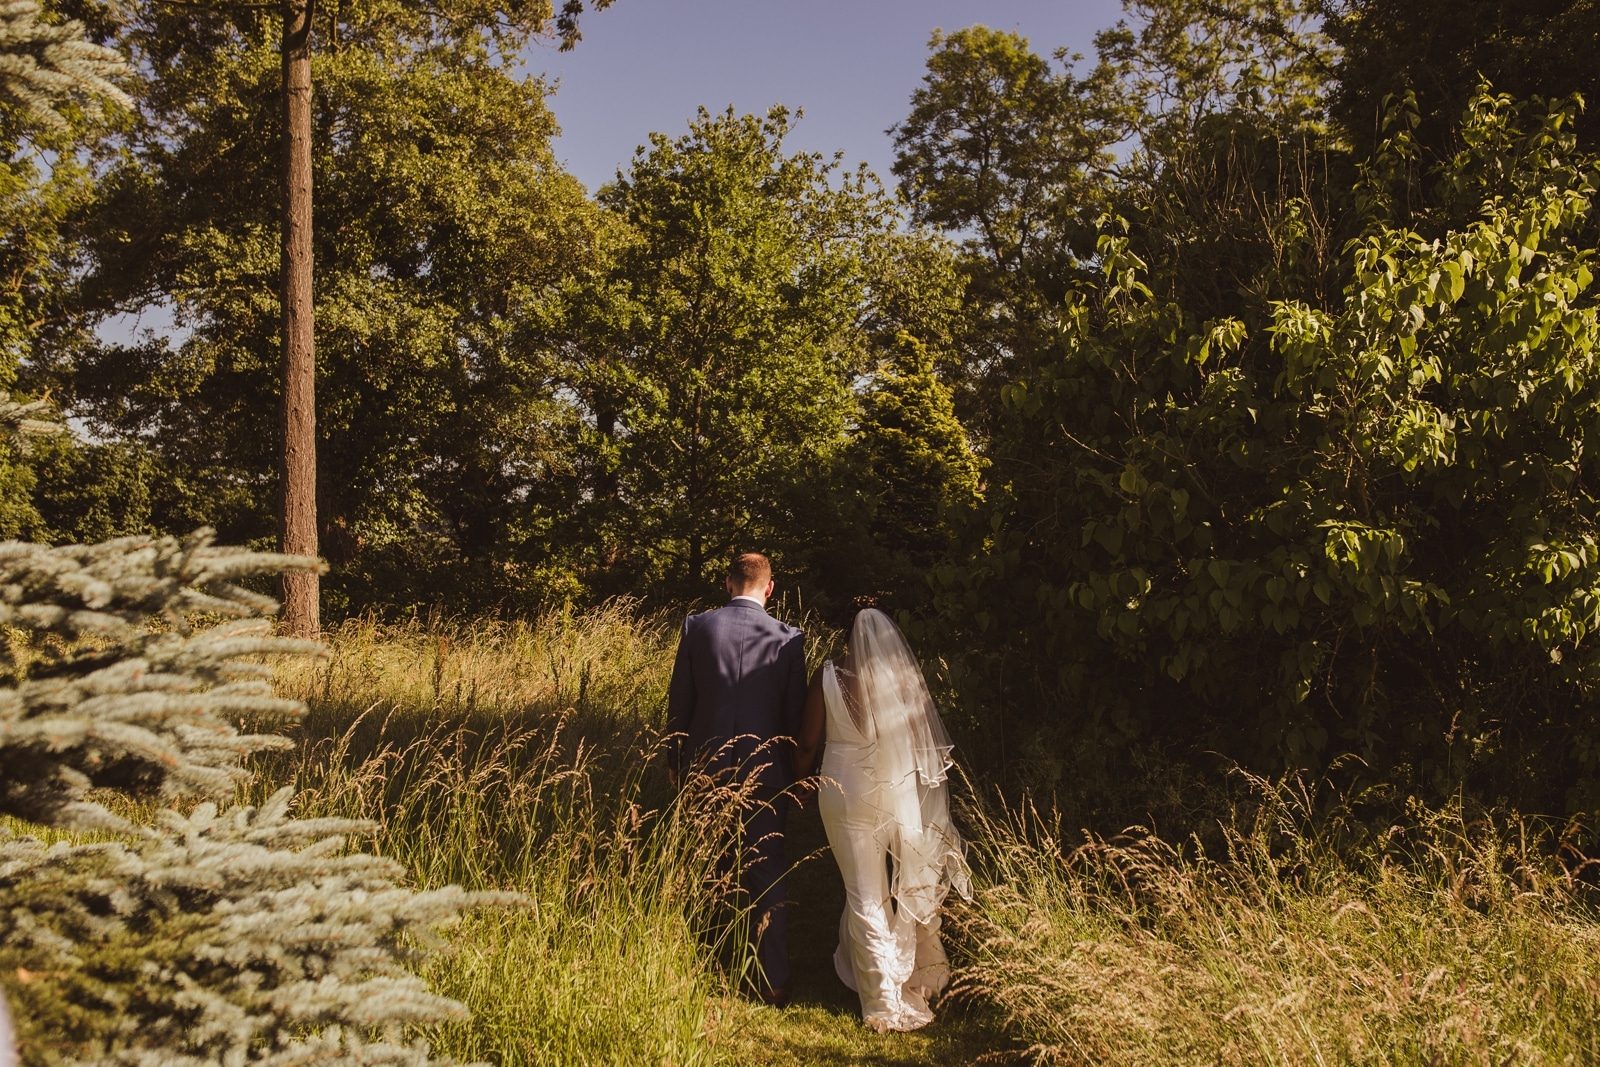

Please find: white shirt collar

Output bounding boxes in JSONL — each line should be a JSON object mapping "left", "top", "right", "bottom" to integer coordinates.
{"left": 730, "top": 594, "right": 766, "bottom": 609}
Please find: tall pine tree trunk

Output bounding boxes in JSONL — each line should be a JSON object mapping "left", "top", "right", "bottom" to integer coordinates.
{"left": 279, "top": 0, "right": 318, "bottom": 636}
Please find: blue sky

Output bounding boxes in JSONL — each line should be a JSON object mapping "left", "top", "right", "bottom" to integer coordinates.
{"left": 523, "top": 0, "right": 1130, "bottom": 193}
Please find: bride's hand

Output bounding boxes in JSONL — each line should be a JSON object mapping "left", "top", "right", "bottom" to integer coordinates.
{"left": 792, "top": 774, "right": 819, "bottom": 812}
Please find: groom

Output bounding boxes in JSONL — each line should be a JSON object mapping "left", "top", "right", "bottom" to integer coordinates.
{"left": 666, "top": 552, "right": 807, "bottom": 1005}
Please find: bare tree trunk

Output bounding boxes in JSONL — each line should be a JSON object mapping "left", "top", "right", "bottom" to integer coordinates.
{"left": 279, "top": 0, "right": 318, "bottom": 636}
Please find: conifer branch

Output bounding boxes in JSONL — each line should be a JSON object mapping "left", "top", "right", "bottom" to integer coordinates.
{"left": 0, "top": 0, "right": 129, "bottom": 130}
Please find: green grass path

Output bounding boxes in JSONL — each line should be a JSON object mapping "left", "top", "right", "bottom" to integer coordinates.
{"left": 711, "top": 802, "right": 1012, "bottom": 1067}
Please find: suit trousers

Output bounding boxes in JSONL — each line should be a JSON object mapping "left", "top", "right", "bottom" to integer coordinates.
{"left": 734, "top": 792, "right": 790, "bottom": 995}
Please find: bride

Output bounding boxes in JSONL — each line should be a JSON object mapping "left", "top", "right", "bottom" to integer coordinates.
{"left": 794, "top": 605, "right": 970, "bottom": 1032}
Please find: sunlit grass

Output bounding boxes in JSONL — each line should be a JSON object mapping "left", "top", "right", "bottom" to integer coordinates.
{"left": 257, "top": 607, "right": 1600, "bottom": 1066}
{"left": 267, "top": 606, "right": 757, "bottom": 1065}
{"left": 948, "top": 773, "right": 1600, "bottom": 1065}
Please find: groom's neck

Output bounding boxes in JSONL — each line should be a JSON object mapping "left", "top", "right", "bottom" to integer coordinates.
{"left": 727, "top": 587, "right": 769, "bottom": 607}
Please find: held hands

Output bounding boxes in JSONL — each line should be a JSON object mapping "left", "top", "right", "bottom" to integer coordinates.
{"left": 791, "top": 773, "right": 821, "bottom": 812}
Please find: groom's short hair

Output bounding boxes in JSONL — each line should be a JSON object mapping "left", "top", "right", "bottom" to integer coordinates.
{"left": 728, "top": 552, "right": 772, "bottom": 591}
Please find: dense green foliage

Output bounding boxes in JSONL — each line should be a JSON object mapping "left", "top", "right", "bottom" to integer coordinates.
{"left": 0, "top": 0, "right": 126, "bottom": 541}
{"left": 845, "top": 332, "right": 982, "bottom": 610}
{"left": 1324, "top": 0, "right": 1600, "bottom": 160}
{"left": 6, "top": 0, "right": 1600, "bottom": 824}
{"left": 43, "top": 3, "right": 602, "bottom": 612}
{"left": 566, "top": 106, "right": 948, "bottom": 601}
{"left": 941, "top": 87, "right": 1600, "bottom": 814}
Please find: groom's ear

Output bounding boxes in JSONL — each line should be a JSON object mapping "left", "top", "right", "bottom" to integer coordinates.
{"left": 765, "top": 578, "right": 775, "bottom": 599}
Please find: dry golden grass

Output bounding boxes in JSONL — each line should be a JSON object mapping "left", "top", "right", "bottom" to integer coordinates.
{"left": 266, "top": 606, "right": 763, "bottom": 1066}
{"left": 948, "top": 774, "right": 1600, "bottom": 1065}
{"left": 259, "top": 608, "right": 1600, "bottom": 1065}
{"left": 262, "top": 604, "right": 990, "bottom": 1066}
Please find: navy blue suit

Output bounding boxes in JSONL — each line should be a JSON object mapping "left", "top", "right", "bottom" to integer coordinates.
{"left": 666, "top": 597, "right": 807, "bottom": 993}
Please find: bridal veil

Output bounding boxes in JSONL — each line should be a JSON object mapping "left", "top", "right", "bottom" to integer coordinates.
{"left": 835, "top": 608, "right": 969, "bottom": 923}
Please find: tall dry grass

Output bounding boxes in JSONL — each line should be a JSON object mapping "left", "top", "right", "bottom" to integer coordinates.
{"left": 265, "top": 605, "right": 768, "bottom": 1066}
{"left": 257, "top": 606, "right": 1600, "bottom": 1065}
{"left": 948, "top": 774, "right": 1600, "bottom": 1065}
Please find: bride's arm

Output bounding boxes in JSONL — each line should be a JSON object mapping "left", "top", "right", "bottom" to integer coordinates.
{"left": 793, "top": 664, "right": 827, "bottom": 780}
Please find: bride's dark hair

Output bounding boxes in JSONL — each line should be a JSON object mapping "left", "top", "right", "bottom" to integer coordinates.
{"left": 833, "top": 593, "right": 882, "bottom": 636}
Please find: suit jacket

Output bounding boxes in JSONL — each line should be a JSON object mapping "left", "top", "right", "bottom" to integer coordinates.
{"left": 666, "top": 599, "right": 807, "bottom": 796}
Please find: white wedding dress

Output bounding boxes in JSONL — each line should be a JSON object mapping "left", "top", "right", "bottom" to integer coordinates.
{"left": 817, "top": 610, "right": 970, "bottom": 1033}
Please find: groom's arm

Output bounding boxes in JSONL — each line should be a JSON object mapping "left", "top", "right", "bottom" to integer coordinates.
{"left": 793, "top": 664, "right": 826, "bottom": 780}
{"left": 665, "top": 614, "right": 696, "bottom": 780}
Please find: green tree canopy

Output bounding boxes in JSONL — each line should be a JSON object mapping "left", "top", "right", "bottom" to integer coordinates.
{"left": 40, "top": 8, "right": 601, "bottom": 610}
{"left": 938, "top": 86, "right": 1600, "bottom": 818}
{"left": 1324, "top": 0, "right": 1600, "bottom": 161}
{"left": 843, "top": 331, "right": 982, "bottom": 612}
{"left": 574, "top": 106, "right": 934, "bottom": 599}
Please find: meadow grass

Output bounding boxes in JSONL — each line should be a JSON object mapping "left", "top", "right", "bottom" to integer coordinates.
{"left": 265, "top": 605, "right": 1003, "bottom": 1065}
{"left": 947, "top": 774, "right": 1600, "bottom": 1065}
{"left": 269, "top": 606, "right": 743, "bottom": 1066}
{"left": 261, "top": 607, "right": 1600, "bottom": 1065}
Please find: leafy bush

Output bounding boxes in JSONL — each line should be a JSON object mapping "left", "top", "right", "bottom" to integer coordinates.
{"left": 940, "top": 88, "right": 1600, "bottom": 815}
